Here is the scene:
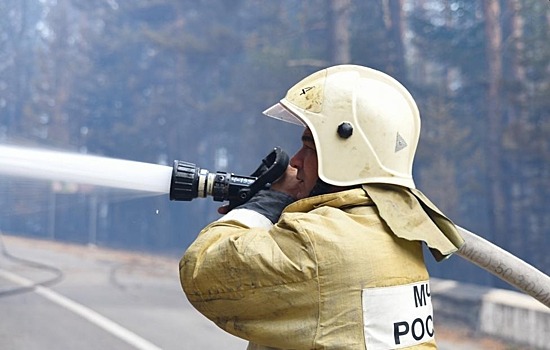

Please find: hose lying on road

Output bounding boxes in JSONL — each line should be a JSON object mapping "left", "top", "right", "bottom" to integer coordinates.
{"left": 0, "top": 232, "right": 64, "bottom": 297}
{"left": 456, "top": 226, "right": 550, "bottom": 308}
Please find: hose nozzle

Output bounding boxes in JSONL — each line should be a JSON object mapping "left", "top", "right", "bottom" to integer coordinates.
{"left": 169, "top": 147, "right": 289, "bottom": 209}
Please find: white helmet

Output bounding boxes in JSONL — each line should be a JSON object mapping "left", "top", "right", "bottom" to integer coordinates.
{"left": 263, "top": 65, "right": 420, "bottom": 188}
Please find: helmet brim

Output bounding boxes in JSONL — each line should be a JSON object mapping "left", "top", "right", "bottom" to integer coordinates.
{"left": 262, "top": 102, "right": 305, "bottom": 126}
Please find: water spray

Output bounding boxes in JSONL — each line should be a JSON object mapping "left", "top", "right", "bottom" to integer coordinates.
{"left": 0, "top": 145, "right": 173, "bottom": 194}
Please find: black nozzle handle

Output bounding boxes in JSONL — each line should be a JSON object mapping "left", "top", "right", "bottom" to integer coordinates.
{"left": 227, "top": 147, "right": 289, "bottom": 209}
{"left": 249, "top": 147, "right": 289, "bottom": 191}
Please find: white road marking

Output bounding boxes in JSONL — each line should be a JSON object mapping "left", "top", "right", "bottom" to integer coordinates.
{"left": 0, "top": 268, "right": 163, "bottom": 350}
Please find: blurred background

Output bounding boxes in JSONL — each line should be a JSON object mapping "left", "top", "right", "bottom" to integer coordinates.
{"left": 0, "top": 0, "right": 548, "bottom": 289}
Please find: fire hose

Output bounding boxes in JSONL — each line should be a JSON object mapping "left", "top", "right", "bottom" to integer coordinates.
{"left": 456, "top": 226, "right": 550, "bottom": 308}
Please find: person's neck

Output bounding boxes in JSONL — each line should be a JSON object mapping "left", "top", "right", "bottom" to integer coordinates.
{"left": 309, "top": 179, "right": 358, "bottom": 197}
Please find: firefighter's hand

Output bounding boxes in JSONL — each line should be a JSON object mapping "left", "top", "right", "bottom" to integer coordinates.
{"left": 218, "top": 205, "right": 230, "bottom": 215}
{"left": 270, "top": 166, "right": 302, "bottom": 199}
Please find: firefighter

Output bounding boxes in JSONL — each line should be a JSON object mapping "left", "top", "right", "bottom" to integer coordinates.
{"left": 179, "top": 65, "right": 464, "bottom": 349}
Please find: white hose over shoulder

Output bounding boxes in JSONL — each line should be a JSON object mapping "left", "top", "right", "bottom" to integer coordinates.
{"left": 456, "top": 226, "right": 550, "bottom": 308}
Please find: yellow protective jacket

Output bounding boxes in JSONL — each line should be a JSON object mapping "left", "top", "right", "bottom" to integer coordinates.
{"left": 180, "top": 187, "right": 463, "bottom": 349}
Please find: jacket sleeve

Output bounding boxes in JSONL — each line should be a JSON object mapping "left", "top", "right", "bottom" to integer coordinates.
{"left": 179, "top": 198, "right": 319, "bottom": 348}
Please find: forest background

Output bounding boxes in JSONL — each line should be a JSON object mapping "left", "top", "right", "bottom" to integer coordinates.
{"left": 0, "top": 0, "right": 548, "bottom": 288}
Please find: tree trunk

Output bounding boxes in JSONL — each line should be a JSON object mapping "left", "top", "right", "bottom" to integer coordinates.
{"left": 329, "top": 0, "right": 351, "bottom": 64}
{"left": 49, "top": 0, "right": 72, "bottom": 146}
{"left": 482, "top": 0, "right": 507, "bottom": 286}
{"left": 385, "top": 0, "right": 407, "bottom": 78}
{"left": 10, "top": 0, "right": 29, "bottom": 137}
{"left": 506, "top": 0, "right": 526, "bottom": 90}
{"left": 503, "top": 0, "right": 527, "bottom": 261}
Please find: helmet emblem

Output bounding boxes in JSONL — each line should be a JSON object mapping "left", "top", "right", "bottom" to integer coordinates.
{"left": 300, "top": 86, "right": 314, "bottom": 95}
{"left": 395, "top": 132, "right": 408, "bottom": 152}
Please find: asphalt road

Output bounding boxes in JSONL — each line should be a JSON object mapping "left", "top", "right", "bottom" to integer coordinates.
{"left": 0, "top": 234, "right": 247, "bottom": 350}
{"left": 0, "top": 234, "right": 508, "bottom": 350}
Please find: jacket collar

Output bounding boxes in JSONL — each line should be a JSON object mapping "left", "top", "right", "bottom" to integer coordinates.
{"left": 284, "top": 188, "right": 373, "bottom": 213}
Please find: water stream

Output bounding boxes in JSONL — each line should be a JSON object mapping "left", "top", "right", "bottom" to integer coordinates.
{"left": 0, "top": 145, "right": 172, "bottom": 195}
